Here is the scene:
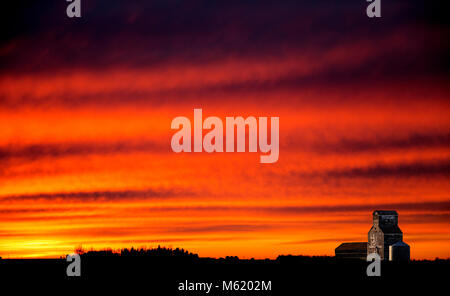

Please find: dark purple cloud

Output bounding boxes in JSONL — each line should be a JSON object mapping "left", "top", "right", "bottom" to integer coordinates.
{"left": 283, "top": 133, "right": 450, "bottom": 154}
{"left": 0, "top": 140, "right": 168, "bottom": 161}
{"left": 5, "top": 199, "right": 448, "bottom": 213}
{"left": 283, "top": 160, "right": 450, "bottom": 179}
{"left": 0, "top": 188, "right": 196, "bottom": 202}
{"left": 322, "top": 161, "right": 450, "bottom": 178}
{"left": 1, "top": 0, "right": 448, "bottom": 81}
{"left": 1, "top": 133, "right": 449, "bottom": 163}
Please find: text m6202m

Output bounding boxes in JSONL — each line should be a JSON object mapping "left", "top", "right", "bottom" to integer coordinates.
{"left": 222, "top": 280, "right": 271, "bottom": 291}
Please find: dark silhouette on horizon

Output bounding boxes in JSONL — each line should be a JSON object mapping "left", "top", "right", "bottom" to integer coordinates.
{"left": 1, "top": 245, "right": 449, "bottom": 294}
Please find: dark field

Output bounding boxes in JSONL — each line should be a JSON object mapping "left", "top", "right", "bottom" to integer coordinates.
{"left": 0, "top": 249, "right": 448, "bottom": 294}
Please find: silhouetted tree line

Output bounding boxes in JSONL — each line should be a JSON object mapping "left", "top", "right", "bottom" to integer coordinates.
{"left": 76, "top": 245, "right": 199, "bottom": 258}
{"left": 69, "top": 246, "right": 450, "bottom": 263}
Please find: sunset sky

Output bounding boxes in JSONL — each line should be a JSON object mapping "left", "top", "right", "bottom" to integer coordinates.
{"left": 1, "top": 0, "right": 449, "bottom": 259}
